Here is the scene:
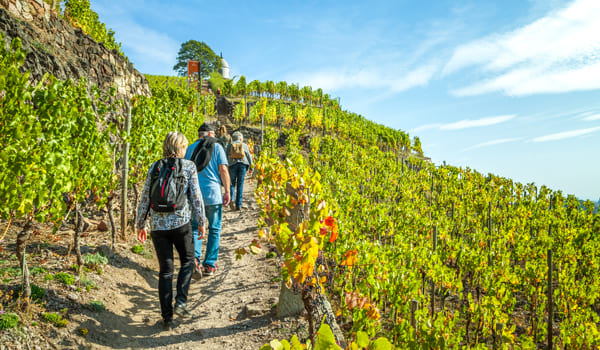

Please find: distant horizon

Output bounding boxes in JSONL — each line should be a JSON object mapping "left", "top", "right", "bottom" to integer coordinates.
{"left": 92, "top": 0, "right": 600, "bottom": 201}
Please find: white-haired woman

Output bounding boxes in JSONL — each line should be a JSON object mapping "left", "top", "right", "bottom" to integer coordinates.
{"left": 137, "top": 131, "right": 206, "bottom": 330}
{"left": 226, "top": 131, "right": 253, "bottom": 210}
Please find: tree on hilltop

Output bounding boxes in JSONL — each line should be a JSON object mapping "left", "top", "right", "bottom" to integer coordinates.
{"left": 173, "top": 40, "right": 221, "bottom": 78}
{"left": 412, "top": 136, "right": 423, "bottom": 156}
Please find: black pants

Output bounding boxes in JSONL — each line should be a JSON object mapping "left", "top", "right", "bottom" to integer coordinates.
{"left": 150, "top": 223, "right": 194, "bottom": 322}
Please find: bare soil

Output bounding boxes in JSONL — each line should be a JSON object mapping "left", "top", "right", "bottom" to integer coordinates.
{"left": 0, "top": 180, "right": 308, "bottom": 350}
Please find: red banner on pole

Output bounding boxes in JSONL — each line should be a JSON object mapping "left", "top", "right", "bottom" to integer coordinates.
{"left": 188, "top": 60, "right": 199, "bottom": 76}
{"left": 187, "top": 60, "right": 199, "bottom": 90}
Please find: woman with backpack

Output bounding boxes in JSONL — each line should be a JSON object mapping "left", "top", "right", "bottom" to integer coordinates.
{"left": 218, "top": 125, "right": 231, "bottom": 149}
{"left": 226, "top": 131, "right": 253, "bottom": 210}
{"left": 136, "top": 131, "right": 207, "bottom": 330}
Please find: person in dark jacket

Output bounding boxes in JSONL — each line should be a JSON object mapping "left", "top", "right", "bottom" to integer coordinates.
{"left": 137, "top": 131, "right": 206, "bottom": 330}
{"left": 226, "top": 131, "right": 253, "bottom": 210}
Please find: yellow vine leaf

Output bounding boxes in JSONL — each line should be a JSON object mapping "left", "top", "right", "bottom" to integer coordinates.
{"left": 300, "top": 261, "right": 313, "bottom": 281}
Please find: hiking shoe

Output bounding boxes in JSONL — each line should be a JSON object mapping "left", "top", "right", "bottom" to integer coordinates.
{"left": 203, "top": 265, "right": 217, "bottom": 276}
{"left": 174, "top": 303, "right": 192, "bottom": 319}
{"left": 162, "top": 319, "right": 175, "bottom": 330}
{"left": 192, "top": 260, "right": 202, "bottom": 280}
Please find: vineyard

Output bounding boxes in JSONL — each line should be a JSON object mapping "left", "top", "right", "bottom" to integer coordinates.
{"left": 254, "top": 129, "right": 600, "bottom": 349}
{"left": 0, "top": 33, "right": 213, "bottom": 299}
{"left": 2, "top": 3, "right": 600, "bottom": 348}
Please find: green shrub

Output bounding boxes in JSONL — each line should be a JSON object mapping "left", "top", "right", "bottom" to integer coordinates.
{"left": 41, "top": 312, "right": 68, "bottom": 327}
{"left": 30, "top": 284, "right": 46, "bottom": 302}
{"left": 16, "top": 283, "right": 45, "bottom": 303}
{"left": 0, "top": 266, "right": 21, "bottom": 278}
{"left": 131, "top": 244, "right": 152, "bottom": 259}
{"left": 131, "top": 244, "right": 144, "bottom": 254}
{"left": 30, "top": 266, "right": 47, "bottom": 276}
{"left": 87, "top": 300, "right": 105, "bottom": 312}
{"left": 54, "top": 272, "right": 75, "bottom": 285}
{"left": 80, "top": 276, "right": 96, "bottom": 291}
{"left": 0, "top": 313, "right": 19, "bottom": 330}
{"left": 82, "top": 253, "right": 108, "bottom": 267}
{"left": 62, "top": 0, "right": 125, "bottom": 56}
{"left": 209, "top": 71, "right": 227, "bottom": 94}
{"left": 43, "top": 273, "right": 54, "bottom": 281}
{"left": 78, "top": 327, "right": 88, "bottom": 336}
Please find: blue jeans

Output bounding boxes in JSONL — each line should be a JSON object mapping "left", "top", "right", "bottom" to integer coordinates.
{"left": 191, "top": 204, "right": 222, "bottom": 268}
{"left": 229, "top": 163, "right": 248, "bottom": 208}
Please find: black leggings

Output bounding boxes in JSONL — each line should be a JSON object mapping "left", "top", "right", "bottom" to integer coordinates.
{"left": 150, "top": 222, "right": 194, "bottom": 322}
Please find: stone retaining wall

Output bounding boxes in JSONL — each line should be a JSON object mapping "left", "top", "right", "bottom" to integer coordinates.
{"left": 0, "top": 0, "right": 150, "bottom": 100}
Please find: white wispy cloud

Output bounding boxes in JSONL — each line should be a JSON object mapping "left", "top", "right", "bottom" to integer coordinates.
{"left": 93, "top": 2, "right": 181, "bottom": 75}
{"left": 411, "top": 123, "right": 443, "bottom": 133}
{"left": 412, "top": 114, "right": 515, "bottom": 133}
{"left": 583, "top": 114, "right": 600, "bottom": 121}
{"left": 441, "top": 114, "right": 515, "bottom": 130}
{"left": 291, "top": 63, "right": 438, "bottom": 93}
{"left": 462, "top": 138, "right": 522, "bottom": 152}
{"left": 444, "top": 0, "right": 600, "bottom": 96}
{"left": 284, "top": 11, "right": 452, "bottom": 94}
{"left": 533, "top": 126, "right": 600, "bottom": 142}
{"left": 111, "top": 20, "right": 180, "bottom": 74}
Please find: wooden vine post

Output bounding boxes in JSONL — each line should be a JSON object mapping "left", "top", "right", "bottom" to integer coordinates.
{"left": 322, "top": 108, "right": 326, "bottom": 137}
{"left": 194, "top": 90, "right": 199, "bottom": 117}
{"left": 431, "top": 226, "right": 437, "bottom": 316}
{"left": 547, "top": 195, "right": 554, "bottom": 350}
{"left": 488, "top": 202, "right": 492, "bottom": 266}
{"left": 547, "top": 248, "right": 553, "bottom": 349}
{"left": 494, "top": 322, "right": 504, "bottom": 349}
{"left": 121, "top": 104, "right": 131, "bottom": 241}
{"left": 16, "top": 220, "right": 33, "bottom": 303}
{"left": 72, "top": 203, "right": 84, "bottom": 266}
{"left": 107, "top": 193, "right": 117, "bottom": 249}
{"left": 411, "top": 299, "right": 419, "bottom": 339}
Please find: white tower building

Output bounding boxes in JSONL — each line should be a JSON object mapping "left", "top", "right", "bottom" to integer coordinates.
{"left": 219, "top": 54, "right": 230, "bottom": 79}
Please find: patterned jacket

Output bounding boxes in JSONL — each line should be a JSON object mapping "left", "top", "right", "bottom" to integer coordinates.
{"left": 136, "top": 158, "right": 205, "bottom": 231}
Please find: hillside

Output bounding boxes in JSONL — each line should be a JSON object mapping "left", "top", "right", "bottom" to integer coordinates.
{"left": 2, "top": 0, "right": 600, "bottom": 349}
{"left": 0, "top": 0, "right": 149, "bottom": 101}
{"left": 0, "top": 182, "right": 308, "bottom": 349}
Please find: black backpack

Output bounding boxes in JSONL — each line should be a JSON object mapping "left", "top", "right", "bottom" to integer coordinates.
{"left": 149, "top": 158, "right": 187, "bottom": 212}
{"left": 190, "top": 137, "right": 219, "bottom": 172}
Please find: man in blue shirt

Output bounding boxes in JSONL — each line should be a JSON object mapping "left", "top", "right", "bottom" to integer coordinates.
{"left": 185, "top": 123, "right": 231, "bottom": 277}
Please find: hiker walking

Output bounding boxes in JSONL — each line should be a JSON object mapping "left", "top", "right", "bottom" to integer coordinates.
{"left": 185, "top": 123, "right": 231, "bottom": 277}
{"left": 217, "top": 125, "right": 231, "bottom": 149}
{"left": 226, "top": 131, "right": 253, "bottom": 211}
{"left": 136, "top": 131, "right": 206, "bottom": 330}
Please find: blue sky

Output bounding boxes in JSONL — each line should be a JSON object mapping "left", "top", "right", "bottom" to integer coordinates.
{"left": 92, "top": 0, "right": 600, "bottom": 201}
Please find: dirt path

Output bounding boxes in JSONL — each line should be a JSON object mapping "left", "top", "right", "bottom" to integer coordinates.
{"left": 5, "top": 179, "right": 307, "bottom": 350}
